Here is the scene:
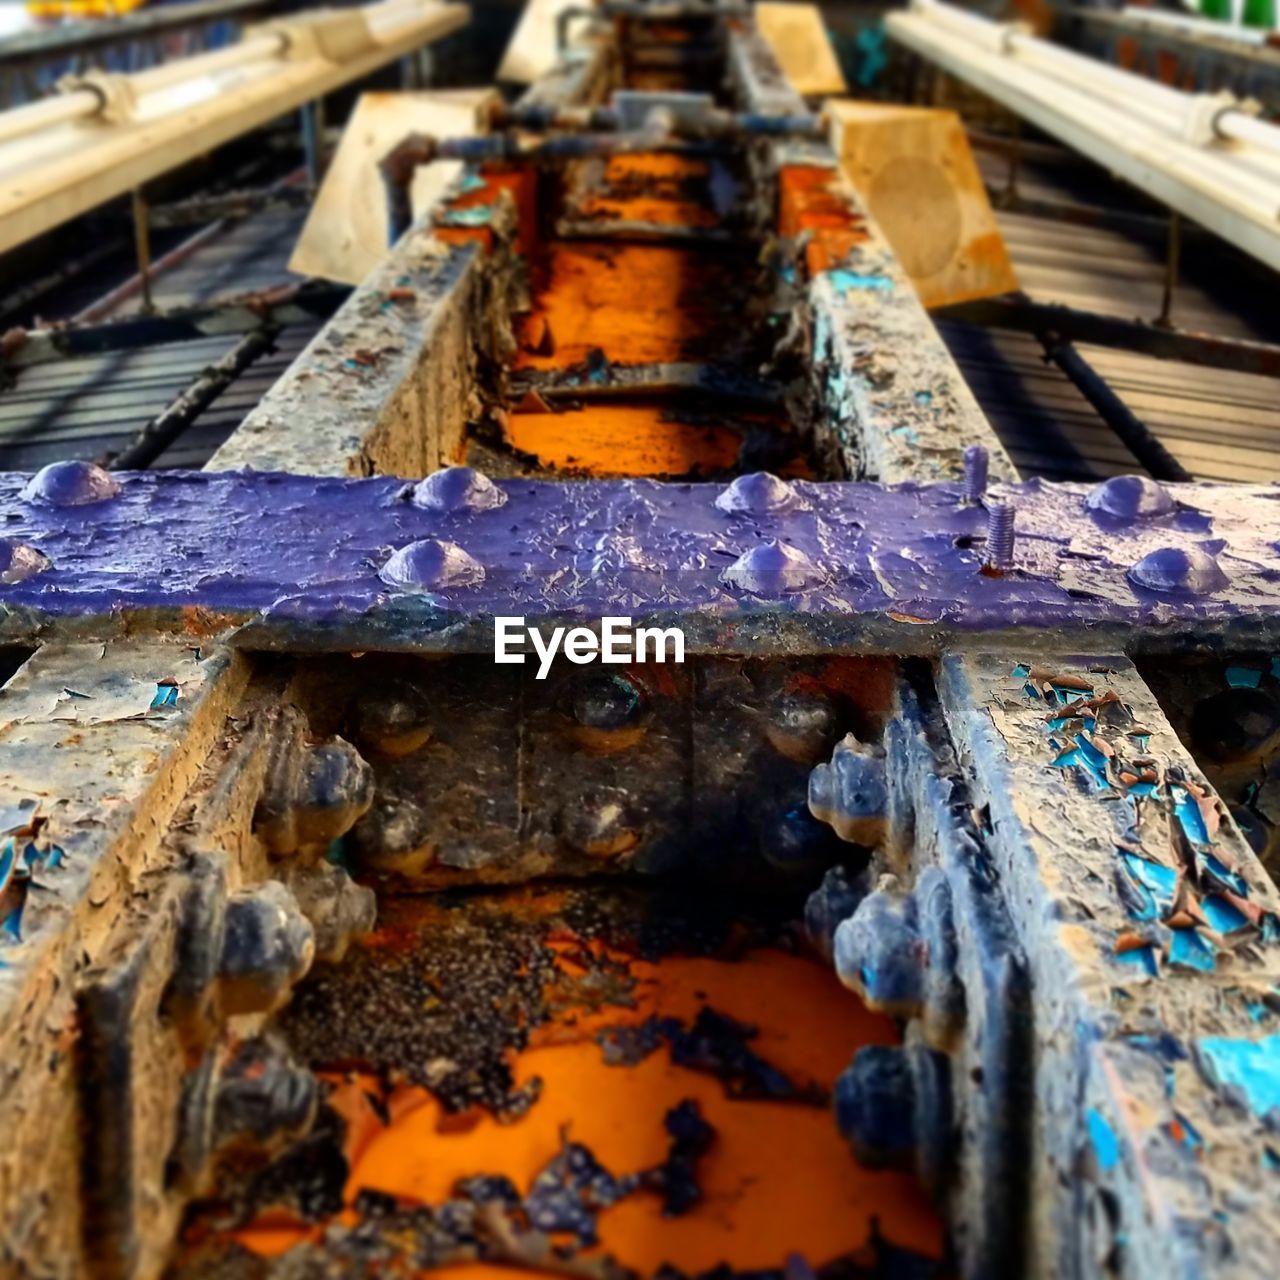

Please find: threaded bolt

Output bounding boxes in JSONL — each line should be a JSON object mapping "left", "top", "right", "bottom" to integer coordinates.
{"left": 984, "top": 502, "right": 1016, "bottom": 571}
{"left": 962, "top": 445, "right": 988, "bottom": 504}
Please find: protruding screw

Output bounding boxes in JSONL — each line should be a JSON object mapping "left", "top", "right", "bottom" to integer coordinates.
{"left": 983, "top": 502, "right": 1016, "bottom": 572}
{"left": 962, "top": 445, "right": 988, "bottom": 505}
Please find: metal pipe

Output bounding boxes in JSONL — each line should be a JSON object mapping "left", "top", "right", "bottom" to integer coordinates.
{"left": 102, "top": 324, "right": 279, "bottom": 470}
{"left": 909, "top": 0, "right": 1280, "bottom": 159}
{"left": 0, "top": 89, "right": 100, "bottom": 147}
{"left": 888, "top": 3, "right": 1280, "bottom": 271}
{"left": 1038, "top": 332, "right": 1192, "bottom": 483}
{"left": 128, "top": 32, "right": 286, "bottom": 95}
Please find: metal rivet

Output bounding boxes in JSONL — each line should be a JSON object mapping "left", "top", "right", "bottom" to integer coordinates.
{"left": 1128, "top": 546, "right": 1226, "bottom": 596}
{"left": 1085, "top": 474, "right": 1174, "bottom": 520}
{"left": 722, "top": 539, "right": 825, "bottom": 596}
{"left": 379, "top": 538, "right": 485, "bottom": 591}
{"left": 410, "top": 466, "right": 507, "bottom": 514}
{"left": 714, "top": 471, "right": 801, "bottom": 515}
{"left": 21, "top": 460, "right": 121, "bottom": 507}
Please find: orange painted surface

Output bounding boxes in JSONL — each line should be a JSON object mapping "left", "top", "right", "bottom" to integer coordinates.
{"left": 778, "top": 166, "right": 868, "bottom": 278}
{"left": 514, "top": 242, "right": 748, "bottom": 370}
{"left": 235, "top": 942, "right": 945, "bottom": 1275}
{"left": 506, "top": 402, "right": 743, "bottom": 477}
{"left": 577, "top": 154, "right": 722, "bottom": 230}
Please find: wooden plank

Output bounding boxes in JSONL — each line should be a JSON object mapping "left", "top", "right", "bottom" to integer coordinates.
{"left": 497, "top": 0, "right": 580, "bottom": 85}
{"left": 754, "top": 2, "right": 847, "bottom": 97}
{"left": 289, "top": 88, "right": 494, "bottom": 286}
{"left": 829, "top": 100, "right": 1019, "bottom": 311}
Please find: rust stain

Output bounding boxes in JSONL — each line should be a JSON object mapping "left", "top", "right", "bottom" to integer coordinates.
{"left": 232, "top": 945, "right": 944, "bottom": 1274}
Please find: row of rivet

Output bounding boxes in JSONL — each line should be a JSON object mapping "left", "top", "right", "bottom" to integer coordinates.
{"left": 0, "top": 460, "right": 1227, "bottom": 599}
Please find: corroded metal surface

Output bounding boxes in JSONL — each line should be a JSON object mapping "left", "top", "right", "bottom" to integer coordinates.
{"left": 2, "top": 469, "right": 1280, "bottom": 650}
{"left": 938, "top": 653, "right": 1280, "bottom": 1277}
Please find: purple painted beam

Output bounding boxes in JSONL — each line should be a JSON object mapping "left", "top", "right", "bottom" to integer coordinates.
{"left": 2, "top": 463, "right": 1279, "bottom": 652}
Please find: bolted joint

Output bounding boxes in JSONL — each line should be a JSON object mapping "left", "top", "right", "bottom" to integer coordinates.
{"left": 808, "top": 734, "right": 888, "bottom": 847}
{"left": 961, "top": 445, "right": 988, "bottom": 505}
{"left": 834, "top": 888, "right": 925, "bottom": 1017}
{"left": 832, "top": 872, "right": 965, "bottom": 1039}
{"left": 212, "top": 1034, "right": 319, "bottom": 1151}
{"left": 254, "top": 706, "right": 375, "bottom": 860}
{"left": 172, "top": 1035, "right": 317, "bottom": 1196}
{"left": 983, "top": 501, "right": 1016, "bottom": 572}
{"left": 803, "top": 864, "right": 872, "bottom": 960}
{"left": 834, "top": 1040, "right": 954, "bottom": 1198}
{"left": 281, "top": 860, "right": 377, "bottom": 964}
{"left": 219, "top": 881, "right": 315, "bottom": 1016}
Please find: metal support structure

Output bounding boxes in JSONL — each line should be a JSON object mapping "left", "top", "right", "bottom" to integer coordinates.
{"left": 1157, "top": 210, "right": 1183, "bottom": 330}
{"left": 937, "top": 294, "right": 1280, "bottom": 381}
{"left": 1038, "top": 331, "right": 1193, "bottom": 482}
{"left": 130, "top": 187, "right": 154, "bottom": 315}
{"left": 300, "top": 100, "right": 322, "bottom": 194}
{"left": 100, "top": 325, "right": 280, "bottom": 471}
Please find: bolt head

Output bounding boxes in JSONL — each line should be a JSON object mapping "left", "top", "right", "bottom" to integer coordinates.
{"left": 722, "top": 540, "right": 824, "bottom": 596}
{"left": 1128, "top": 545, "right": 1225, "bottom": 596}
{"left": 410, "top": 466, "right": 507, "bottom": 514}
{"left": 1085, "top": 475, "right": 1174, "bottom": 520}
{"left": 380, "top": 538, "right": 485, "bottom": 591}
{"left": 714, "top": 472, "right": 802, "bottom": 516}
{"left": 21, "top": 460, "right": 120, "bottom": 507}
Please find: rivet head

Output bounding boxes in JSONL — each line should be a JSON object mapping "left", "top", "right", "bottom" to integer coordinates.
{"left": 0, "top": 539, "right": 50, "bottom": 584}
{"left": 1086, "top": 475, "right": 1174, "bottom": 520}
{"left": 1128, "top": 546, "right": 1226, "bottom": 596}
{"left": 379, "top": 538, "right": 485, "bottom": 591}
{"left": 714, "top": 472, "right": 802, "bottom": 516}
{"left": 21, "top": 460, "right": 120, "bottom": 507}
{"left": 410, "top": 466, "right": 507, "bottom": 514}
{"left": 722, "top": 540, "right": 824, "bottom": 596}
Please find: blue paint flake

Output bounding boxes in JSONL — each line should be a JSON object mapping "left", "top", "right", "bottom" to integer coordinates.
{"left": 1200, "top": 852, "right": 1249, "bottom": 898}
{"left": 1171, "top": 785, "right": 1211, "bottom": 846}
{"left": 1115, "top": 944, "right": 1159, "bottom": 976}
{"left": 437, "top": 204, "right": 495, "bottom": 227}
{"left": 1202, "top": 895, "right": 1251, "bottom": 935}
{"left": 1087, "top": 1109, "right": 1120, "bottom": 1171}
{"left": 827, "top": 269, "right": 894, "bottom": 296}
{"left": 1199, "top": 1033, "right": 1280, "bottom": 1118}
{"left": 150, "top": 682, "right": 179, "bottom": 709}
{"left": 1226, "top": 665, "right": 1262, "bottom": 689}
{"left": 1121, "top": 854, "right": 1177, "bottom": 911}
{"left": 1169, "top": 927, "right": 1217, "bottom": 972}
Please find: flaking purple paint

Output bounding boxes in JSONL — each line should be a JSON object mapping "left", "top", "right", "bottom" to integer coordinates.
{"left": 0, "top": 469, "right": 1278, "bottom": 639}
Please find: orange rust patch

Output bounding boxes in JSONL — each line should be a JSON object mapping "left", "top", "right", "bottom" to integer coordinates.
{"left": 237, "top": 947, "right": 944, "bottom": 1274}
{"left": 577, "top": 153, "right": 721, "bottom": 230}
{"left": 505, "top": 402, "right": 743, "bottom": 477}
{"left": 514, "top": 242, "right": 749, "bottom": 370}
{"left": 778, "top": 166, "right": 869, "bottom": 278}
